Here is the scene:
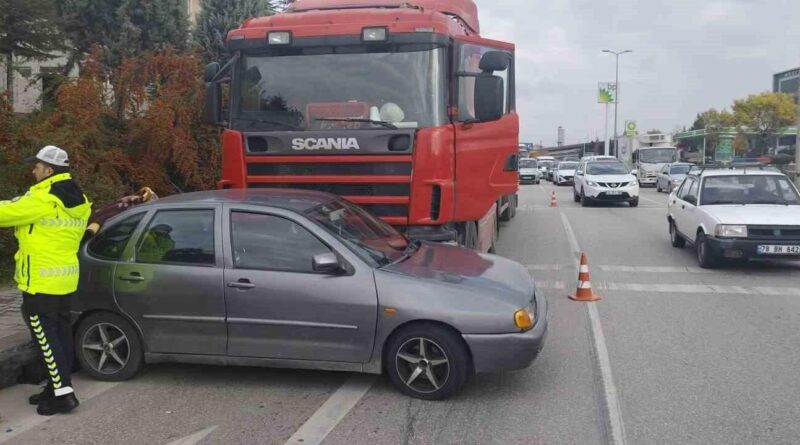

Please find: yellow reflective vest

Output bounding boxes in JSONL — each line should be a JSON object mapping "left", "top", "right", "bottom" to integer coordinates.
{"left": 0, "top": 173, "right": 92, "bottom": 295}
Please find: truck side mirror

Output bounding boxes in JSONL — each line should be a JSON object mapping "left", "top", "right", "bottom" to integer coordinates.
{"left": 203, "top": 63, "right": 222, "bottom": 125}
{"left": 474, "top": 75, "right": 504, "bottom": 122}
{"left": 479, "top": 51, "right": 510, "bottom": 72}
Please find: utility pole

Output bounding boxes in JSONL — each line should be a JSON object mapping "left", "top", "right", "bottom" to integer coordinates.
{"left": 604, "top": 103, "right": 610, "bottom": 156}
{"left": 603, "top": 49, "right": 632, "bottom": 159}
{"left": 795, "top": 70, "right": 800, "bottom": 185}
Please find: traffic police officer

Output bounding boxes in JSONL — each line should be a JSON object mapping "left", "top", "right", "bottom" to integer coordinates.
{"left": 0, "top": 146, "right": 92, "bottom": 415}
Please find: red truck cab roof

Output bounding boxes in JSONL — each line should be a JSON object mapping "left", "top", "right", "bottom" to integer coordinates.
{"left": 228, "top": 0, "right": 480, "bottom": 42}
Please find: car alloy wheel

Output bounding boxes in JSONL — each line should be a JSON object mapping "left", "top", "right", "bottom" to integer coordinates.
{"left": 82, "top": 323, "right": 130, "bottom": 375}
{"left": 395, "top": 337, "right": 451, "bottom": 395}
{"left": 76, "top": 313, "right": 144, "bottom": 381}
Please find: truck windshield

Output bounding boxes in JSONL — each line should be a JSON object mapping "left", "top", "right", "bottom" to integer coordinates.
{"left": 700, "top": 175, "right": 800, "bottom": 206}
{"left": 639, "top": 148, "right": 678, "bottom": 163}
{"left": 305, "top": 199, "right": 408, "bottom": 267}
{"left": 234, "top": 46, "right": 447, "bottom": 131}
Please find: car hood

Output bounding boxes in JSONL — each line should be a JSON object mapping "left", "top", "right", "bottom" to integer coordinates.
{"left": 586, "top": 174, "right": 637, "bottom": 183}
{"left": 380, "top": 242, "right": 533, "bottom": 309}
{"left": 702, "top": 205, "right": 800, "bottom": 225}
{"left": 519, "top": 168, "right": 539, "bottom": 175}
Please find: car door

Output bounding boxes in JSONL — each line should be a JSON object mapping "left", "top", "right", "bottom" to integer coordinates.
{"left": 658, "top": 165, "right": 669, "bottom": 189}
{"left": 223, "top": 206, "right": 378, "bottom": 363}
{"left": 114, "top": 206, "right": 227, "bottom": 355}
{"left": 574, "top": 161, "right": 585, "bottom": 193}
{"left": 673, "top": 177, "right": 700, "bottom": 238}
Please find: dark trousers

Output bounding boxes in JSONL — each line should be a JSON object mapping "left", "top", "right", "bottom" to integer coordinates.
{"left": 21, "top": 292, "right": 75, "bottom": 396}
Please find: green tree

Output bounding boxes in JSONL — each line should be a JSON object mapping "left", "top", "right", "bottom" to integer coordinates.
{"left": 57, "top": 0, "right": 190, "bottom": 71}
{"left": 0, "top": 0, "right": 66, "bottom": 108}
{"left": 733, "top": 92, "right": 797, "bottom": 155}
{"left": 692, "top": 108, "right": 735, "bottom": 155}
{"left": 194, "top": 0, "right": 275, "bottom": 65}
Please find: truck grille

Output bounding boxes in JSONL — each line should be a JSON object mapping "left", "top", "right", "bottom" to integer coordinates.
{"left": 247, "top": 163, "right": 411, "bottom": 176}
{"left": 249, "top": 183, "right": 410, "bottom": 197}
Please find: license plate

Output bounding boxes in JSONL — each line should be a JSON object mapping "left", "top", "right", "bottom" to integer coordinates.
{"left": 757, "top": 245, "right": 800, "bottom": 255}
{"left": 606, "top": 191, "right": 623, "bottom": 195}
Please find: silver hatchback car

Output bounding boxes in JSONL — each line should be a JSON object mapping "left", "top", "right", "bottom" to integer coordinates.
{"left": 73, "top": 189, "right": 547, "bottom": 400}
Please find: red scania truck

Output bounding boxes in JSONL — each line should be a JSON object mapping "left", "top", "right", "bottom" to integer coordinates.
{"left": 203, "top": 0, "right": 519, "bottom": 251}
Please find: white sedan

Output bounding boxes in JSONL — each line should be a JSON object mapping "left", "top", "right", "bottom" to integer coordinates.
{"left": 667, "top": 167, "right": 800, "bottom": 268}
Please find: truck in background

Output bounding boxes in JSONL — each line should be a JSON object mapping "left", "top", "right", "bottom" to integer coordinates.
{"left": 203, "top": 0, "right": 519, "bottom": 252}
{"left": 623, "top": 133, "right": 679, "bottom": 186}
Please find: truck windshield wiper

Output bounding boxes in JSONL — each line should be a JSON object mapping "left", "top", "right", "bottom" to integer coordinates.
{"left": 315, "top": 118, "right": 397, "bottom": 130}
{"left": 235, "top": 117, "right": 303, "bottom": 130}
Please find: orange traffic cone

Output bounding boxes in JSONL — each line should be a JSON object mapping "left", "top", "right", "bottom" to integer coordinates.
{"left": 549, "top": 191, "right": 558, "bottom": 208}
{"left": 569, "top": 253, "right": 601, "bottom": 302}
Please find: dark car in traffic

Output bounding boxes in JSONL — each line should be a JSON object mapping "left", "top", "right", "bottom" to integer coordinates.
{"left": 73, "top": 189, "right": 547, "bottom": 400}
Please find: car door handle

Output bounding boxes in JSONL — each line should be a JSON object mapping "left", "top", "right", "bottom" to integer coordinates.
{"left": 119, "top": 272, "right": 145, "bottom": 282}
{"left": 227, "top": 279, "right": 255, "bottom": 290}
{"left": 681, "top": 205, "right": 686, "bottom": 209}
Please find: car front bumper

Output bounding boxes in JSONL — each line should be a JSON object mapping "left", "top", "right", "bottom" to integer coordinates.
{"left": 520, "top": 175, "right": 539, "bottom": 183}
{"left": 584, "top": 185, "right": 640, "bottom": 201}
{"left": 462, "top": 293, "right": 548, "bottom": 374}
{"left": 706, "top": 237, "right": 800, "bottom": 259}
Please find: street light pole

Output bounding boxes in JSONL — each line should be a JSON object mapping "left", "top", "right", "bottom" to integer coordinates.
{"left": 603, "top": 49, "right": 632, "bottom": 159}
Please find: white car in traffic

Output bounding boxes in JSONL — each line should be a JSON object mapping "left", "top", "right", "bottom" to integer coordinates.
{"left": 667, "top": 166, "right": 800, "bottom": 268}
{"left": 553, "top": 161, "right": 578, "bottom": 185}
{"left": 573, "top": 160, "right": 640, "bottom": 207}
{"left": 518, "top": 158, "right": 541, "bottom": 184}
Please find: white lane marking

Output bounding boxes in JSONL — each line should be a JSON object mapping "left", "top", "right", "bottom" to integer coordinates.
{"left": 559, "top": 211, "right": 628, "bottom": 445}
{"left": 532, "top": 279, "right": 800, "bottom": 296}
{"left": 0, "top": 376, "right": 120, "bottom": 444}
{"left": 598, "top": 265, "right": 709, "bottom": 274}
{"left": 526, "top": 264, "right": 567, "bottom": 271}
{"left": 638, "top": 194, "right": 665, "bottom": 206}
{"left": 164, "top": 426, "right": 218, "bottom": 445}
{"left": 530, "top": 264, "right": 800, "bottom": 275}
{"left": 284, "top": 374, "right": 376, "bottom": 445}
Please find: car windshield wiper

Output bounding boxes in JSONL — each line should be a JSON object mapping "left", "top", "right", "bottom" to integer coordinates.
{"left": 388, "top": 239, "right": 421, "bottom": 266}
{"left": 235, "top": 117, "right": 303, "bottom": 130}
{"left": 314, "top": 118, "right": 397, "bottom": 130}
{"left": 750, "top": 200, "right": 791, "bottom": 205}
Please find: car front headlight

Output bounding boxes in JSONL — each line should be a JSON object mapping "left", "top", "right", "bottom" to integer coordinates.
{"left": 671, "top": 178, "right": 683, "bottom": 183}
{"left": 514, "top": 308, "right": 534, "bottom": 330}
{"left": 586, "top": 181, "right": 598, "bottom": 187}
{"left": 715, "top": 225, "right": 748, "bottom": 238}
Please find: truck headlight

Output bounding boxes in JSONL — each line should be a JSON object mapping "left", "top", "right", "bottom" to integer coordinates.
{"left": 715, "top": 225, "right": 748, "bottom": 238}
{"left": 268, "top": 31, "right": 292, "bottom": 45}
{"left": 514, "top": 308, "right": 534, "bottom": 330}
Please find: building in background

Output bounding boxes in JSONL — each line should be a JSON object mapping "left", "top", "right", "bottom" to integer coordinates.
{"left": 774, "top": 67, "right": 799, "bottom": 102}
{"left": 557, "top": 126, "right": 565, "bottom": 147}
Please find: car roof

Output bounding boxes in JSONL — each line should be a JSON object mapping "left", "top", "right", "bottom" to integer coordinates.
{"left": 688, "top": 168, "right": 785, "bottom": 178}
{"left": 150, "top": 189, "right": 338, "bottom": 212}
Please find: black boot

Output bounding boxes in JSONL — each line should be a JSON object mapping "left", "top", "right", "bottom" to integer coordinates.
{"left": 37, "top": 393, "right": 79, "bottom": 416}
{"left": 28, "top": 386, "right": 54, "bottom": 405}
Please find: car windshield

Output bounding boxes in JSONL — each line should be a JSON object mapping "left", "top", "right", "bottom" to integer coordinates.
{"left": 234, "top": 46, "right": 446, "bottom": 131}
{"left": 670, "top": 165, "right": 691, "bottom": 175}
{"left": 558, "top": 162, "right": 578, "bottom": 170}
{"left": 639, "top": 148, "right": 678, "bottom": 163}
{"left": 700, "top": 175, "right": 800, "bottom": 205}
{"left": 539, "top": 161, "right": 554, "bottom": 168}
{"left": 586, "top": 162, "right": 629, "bottom": 175}
{"left": 519, "top": 159, "right": 538, "bottom": 169}
{"left": 305, "top": 199, "right": 408, "bottom": 266}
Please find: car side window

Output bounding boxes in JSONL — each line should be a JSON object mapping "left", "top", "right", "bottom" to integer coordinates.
{"left": 87, "top": 213, "right": 145, "bottom": 261}
{"left": 685, "top": 179, "right": 700, "bottom": 204}
{"left": 230, "top": 212, "right": 331, "bottom": 273}
{"left": 678, "top": 178, "right": 694, "bottom": 200}
{"left": 135, "top": 210, "right": 216, "bottom": 266}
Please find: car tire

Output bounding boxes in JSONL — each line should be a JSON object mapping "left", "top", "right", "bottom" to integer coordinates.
{"left": 629, "top": 197, "right": 639, "bottom": 207}
{"left": 384, "top": 323, "right": 471, "bottom": 400}
{"left": 581, "top": 189, "right": 591, "bottom": 207}
{"left": 669, "top": 221, "right": 686, "bottom": 248}
{"left": 459, "top": 221, "right": 479, "bottom": 250}
{"left": 696, "top": 232, "right": 718, "bottom": 269}
{"left": 573, "top": 189, "right": 581, "bottom": 202}
{"left": 75, "top": 312, "right": 144, "bottom": 382}
{"left": 656, "top": 183, "right": 662, "bottom": 193}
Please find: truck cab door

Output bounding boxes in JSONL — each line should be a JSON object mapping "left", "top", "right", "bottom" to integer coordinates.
{"left": 452, "top": 39, "right": 519, "bottom": 224}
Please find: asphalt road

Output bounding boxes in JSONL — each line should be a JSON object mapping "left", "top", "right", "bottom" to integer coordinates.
{"left": 3, "top": 184, "right": 800, "bottom": 445}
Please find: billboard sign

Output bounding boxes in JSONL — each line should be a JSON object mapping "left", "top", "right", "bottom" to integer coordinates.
{"left": 598, "top": 82, "right": 617, "bottom": 104}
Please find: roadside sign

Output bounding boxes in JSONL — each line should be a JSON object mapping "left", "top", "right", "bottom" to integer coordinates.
{"left": 598, "top": 82, "right": 617, "bottom": 104}
{"left": 716, "top": 138, "right": 734, "bottom": 162}
{"left": 624, "top": 120, "right": 637, "bottom": 137}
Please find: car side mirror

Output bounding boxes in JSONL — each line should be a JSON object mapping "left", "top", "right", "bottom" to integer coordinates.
{"left": 313, "top": 253, "right": 341, "bottom": 274}
{"left": 576, "top": 170, "right": 584, "bottom": 176}
{"left": 631, "top": 169, "right": 638, "bottom": 175}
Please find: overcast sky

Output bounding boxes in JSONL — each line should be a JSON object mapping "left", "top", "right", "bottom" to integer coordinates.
{"left": 473, "top": 0, "right": 800, "bottom": 146}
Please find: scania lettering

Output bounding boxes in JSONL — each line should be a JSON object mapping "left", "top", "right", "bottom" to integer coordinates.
{"left": 203, "top": 0, "right": 520, "bottom": 252}
{"left": 292, "top": 138, "right": 361, "bottom": 151}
